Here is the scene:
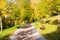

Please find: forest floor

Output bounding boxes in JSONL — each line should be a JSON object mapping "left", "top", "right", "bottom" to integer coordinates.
{"left": 0, "top": 22, "right": 57, "bottom": 40}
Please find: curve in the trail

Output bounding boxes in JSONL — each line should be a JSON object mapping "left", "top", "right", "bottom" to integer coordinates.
{"left": 9, "top": 23, "right": 46, "bottom": 40}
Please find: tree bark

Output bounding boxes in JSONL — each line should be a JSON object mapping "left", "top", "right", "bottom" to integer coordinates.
{"left": 0, "top": 17, "right": 3, "bottom": 31}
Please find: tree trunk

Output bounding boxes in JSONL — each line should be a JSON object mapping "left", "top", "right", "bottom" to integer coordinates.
{"left": 0, "top": 17, "right": 3, "bottom": 31}
{"left": 58, "top": 13, "right": 60, "bottom": 40}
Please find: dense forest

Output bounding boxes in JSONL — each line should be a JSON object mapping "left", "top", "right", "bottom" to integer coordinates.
{"left": 0, "top": 0, "right": 58, "bottom": 30}
{"left": 0, "top": 0, "right": 59, "bottom": 40}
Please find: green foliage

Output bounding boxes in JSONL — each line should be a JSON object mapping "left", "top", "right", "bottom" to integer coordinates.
{"left": 50, "top": 0, "right": 60, "bottom": 15}
{"left": 0, "top": 0, "right": 58, "bottom": 29}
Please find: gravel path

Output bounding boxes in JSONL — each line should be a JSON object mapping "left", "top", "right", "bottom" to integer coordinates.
{"left": 9, "top": 23, "right": 46, "bottom": 40}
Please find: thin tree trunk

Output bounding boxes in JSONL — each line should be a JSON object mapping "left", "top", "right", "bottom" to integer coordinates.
{"left": 58, "top": 13, "right": 60, "bottom": 40}
{"left": 0, "top": 17, "right": 3, "bottom": 31}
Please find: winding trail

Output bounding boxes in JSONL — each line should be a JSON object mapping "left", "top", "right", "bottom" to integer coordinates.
{"left": 9, "top": 23, "right": 46, "bottom": 40}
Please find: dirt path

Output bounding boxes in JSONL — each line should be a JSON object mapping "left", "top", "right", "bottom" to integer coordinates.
{"left": 9, "top": 23, "right": 46, "bottom": 40}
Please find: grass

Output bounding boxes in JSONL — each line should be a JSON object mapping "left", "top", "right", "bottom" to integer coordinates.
{"left": 33, "top": 22, "right": 57, "bottom": 40}
{"left": 42, "top": 16, "right": 58, "bottom": 23}
{"left": 0, "top": 25, "right": 20, "bottom": 40}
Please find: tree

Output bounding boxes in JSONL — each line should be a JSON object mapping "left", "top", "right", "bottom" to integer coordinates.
{"left": 0, "top": 0, "right": 8, "bottom": 31}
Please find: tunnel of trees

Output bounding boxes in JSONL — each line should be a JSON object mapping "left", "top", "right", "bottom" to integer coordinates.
{"left": 0, "top": 0, "right": 59, "bottom": 30}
